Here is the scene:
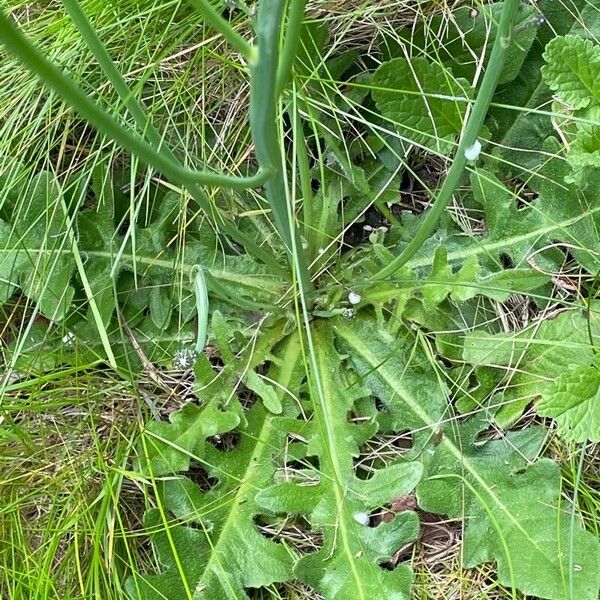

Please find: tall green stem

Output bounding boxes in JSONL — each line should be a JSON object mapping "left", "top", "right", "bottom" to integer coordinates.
{"left": 371, "top": 0, "right": 521, "bottom": 281}
{"left": 250, "top": 0, "right": 312, "bottom": 292}
{"left": 276, "top": 0, "right": 307, "bottom": 96}
{"left": 1, "top": 1, "right": 311, "bottom": 286}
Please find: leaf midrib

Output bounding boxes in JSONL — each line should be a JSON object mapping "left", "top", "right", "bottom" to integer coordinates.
{"left": 312, "top": 327, "right": 369, "bottom": 600}
{"left": 193, "top": 337, "right": 301, "bottom": 597}
{"left": 335, "top": 322, "right": 554, "bottom": 560}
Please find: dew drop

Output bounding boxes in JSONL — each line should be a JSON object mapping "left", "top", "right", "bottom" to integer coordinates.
{"left": 353, "top": 512, "right": 370, "bottom": 525}
{"left": 348, "top": 291, "right": 362, "bottom": 305}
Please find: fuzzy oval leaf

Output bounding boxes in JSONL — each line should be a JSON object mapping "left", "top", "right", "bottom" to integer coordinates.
{"left": 0, "top": 171, "right": 76, "bottom": 319}
{"left": 538, "top": 364, "right": 600, "bottom": 442}
{"left": 372, "top": 57, "right": 473, "bottom": 154}
{"left": 149, "top": 286, "right": 172, "bottom": 330}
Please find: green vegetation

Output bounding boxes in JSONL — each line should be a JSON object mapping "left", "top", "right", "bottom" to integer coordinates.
{"left": 1, "top": 1, "right": 599, "bottom": 599}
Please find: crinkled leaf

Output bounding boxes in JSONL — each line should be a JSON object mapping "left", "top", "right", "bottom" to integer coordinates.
{"left": 567, "top": 122, "right": 600, "bottom": 186}
{"left": 462, "top": 308, "right": 600, "bottom": 427}
{"left": 491, "top": 1, "right": 600, "bottom": 173}
{"left": 538, "top": 364, "right": 600, "bottom": 442}
{"left": 541, "top": 34, "right": 600, "bottom": 184}
{"left": 372, "top": 57, "right": 474, "bottom": 154}
{"left": 542, "top": 35, "right": 600, "bottom": 110}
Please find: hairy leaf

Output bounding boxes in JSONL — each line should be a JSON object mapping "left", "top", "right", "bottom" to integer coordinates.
{"left": 372, "top": 57, "right": 474, "bottom": 154}
{"left": 421, "top": 247, "right": 479, "bottom": 310}
{"left": 538, "top": 364, "right": 600, "bottom": 442}
{"left": 257, "top": 324, "right": 422, "bottom": 600}
{"left": 0, "top": 171, "right": 75, "bottom": 318}
{"left": 491, "top": 0, "right": 600, "bottom": 173}
{"left": 542, "top": 35, "right": 600, "bottom": 110}
{"left": 418, "top": 432, "right": 600, "bottom": 600}
{"left": 336, "top": 317, "right": 447, "bottom": 442}
{"left": 471, "top": 160, "right": 600, "bottom": 273}
{"left": 350, "top": 241, "right": 547, "bottom": 337}
{"left": 540, "top": 34, "right": 600, "bottom": 184}
{"left": 462, "top": 308, "right": 600, "bottom": 428}
{"left": 141, "top": 402, "right": 240, "bottom": 476}
{"left": 567, "top": 122, "right": 600, "bottom": 186}
{"left": 244, "top": 370, "right": 282, "bottom": 414}
{"left": 128, "top": 335, "right": 303, "bottom": 599}
{"left": 338, "top": 318, "right": 600, "bottom": 600}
